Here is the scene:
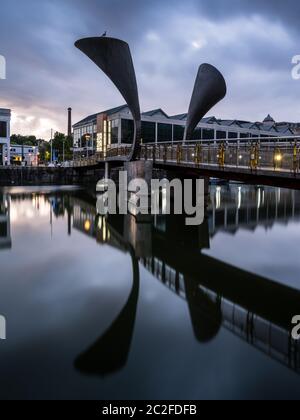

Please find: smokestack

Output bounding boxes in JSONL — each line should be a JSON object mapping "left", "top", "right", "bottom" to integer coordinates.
{"left": 68, "top": 107, "right": 72, "bottom": 138}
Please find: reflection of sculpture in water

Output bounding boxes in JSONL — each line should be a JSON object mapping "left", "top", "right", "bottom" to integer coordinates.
{"left": 69, "top": 192, "right": 300, "bottom": 376}
{"left": 74, "top": 246, "right": 139, "bottom": 376}
{"left": 184, "top": 276, "right": 222, "bottom": 343}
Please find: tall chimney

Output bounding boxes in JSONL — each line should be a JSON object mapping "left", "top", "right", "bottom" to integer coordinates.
{"left": 67, "top": 107, "right": 72, "bottom": 138}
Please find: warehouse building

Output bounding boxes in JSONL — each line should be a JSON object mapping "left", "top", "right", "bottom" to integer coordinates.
{"left": 73, "top": 105, "right": 294, "bottom": 153}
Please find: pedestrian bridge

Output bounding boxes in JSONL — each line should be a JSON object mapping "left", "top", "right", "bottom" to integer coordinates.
{"left": 72, "top": 136, "right": 300, "bottom": 188}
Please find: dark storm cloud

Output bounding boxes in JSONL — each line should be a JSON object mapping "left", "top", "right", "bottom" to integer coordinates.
{"left": 196, "top": 0, "right": 300, "bottom": 30}
{"left": 0, "top": 0, "right": 299, "bottom": 137}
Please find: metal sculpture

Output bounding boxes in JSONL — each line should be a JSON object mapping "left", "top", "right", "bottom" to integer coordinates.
{"left": 184, "top": 64, "right": 227, "bottom": 141}
{"left": 75, "top": 37, "right": 141, "bottom": 161}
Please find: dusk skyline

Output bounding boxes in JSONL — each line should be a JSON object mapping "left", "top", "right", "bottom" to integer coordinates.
{"left": 1, "top": 0, "right": 300, "bottom": 139}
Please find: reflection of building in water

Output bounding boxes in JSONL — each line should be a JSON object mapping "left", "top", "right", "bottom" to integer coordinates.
{"left": 0, "top": 194, "right": 11, "bottom": 249}
{"left": 209, "top": 184, "right": 300, "bottom": 236}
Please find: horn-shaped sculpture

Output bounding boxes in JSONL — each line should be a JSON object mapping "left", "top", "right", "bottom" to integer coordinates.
{"left": 184, "top": 64, "right": 227, "bottom": 141}
{"left": 75, "top": 37, "right": 141, "bottom": 161}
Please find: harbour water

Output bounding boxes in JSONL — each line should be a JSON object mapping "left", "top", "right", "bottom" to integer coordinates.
{"left": 0, "top": 183, "right": 300, "bottom": 400}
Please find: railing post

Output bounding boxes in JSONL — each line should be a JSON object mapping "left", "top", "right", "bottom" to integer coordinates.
{"left": 177, "top": 145, "right": 182, "bottom": 164}
{"left": 218, "top": 142, "right": 225, "bottom": 168}
{"left": 194, "top": 144, "right": 201, "bottom": 166}
{"left": 250, "top": 143, "right": 259, "bottom": 171}
{"left": 293, "top": 141, "right": 298, "bottom": 174}
{"left": 163, "top": 145, "right": 167, "bottom": 163}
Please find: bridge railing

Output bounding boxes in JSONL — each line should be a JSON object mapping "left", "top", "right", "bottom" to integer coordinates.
{"left": 106, "top": 146, "right": 132, "bottom": 159}
{"left": 139, "top": 139, "right": 300, "bottom": 173}
{"left": 72, "top": 152, "right": 105, "bottom": 167}
{"left": 69, "top": 136, "right": 300, "bottom": 173}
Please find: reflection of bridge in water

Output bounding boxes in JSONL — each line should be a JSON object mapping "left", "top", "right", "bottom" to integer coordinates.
{"left": 64, "top": 185, "right": 300, "bottom": 376}
{"left": 3, "top": 187, "right": 299, "bottom": 375}
{"left": 209, "top": 184, "right": 300, "bottom": 236}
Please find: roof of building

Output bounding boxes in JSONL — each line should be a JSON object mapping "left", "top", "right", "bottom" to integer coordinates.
{"left": 169, "top": 113, "right": 187, "bottom": 120}
{"left": 73, "top": 104, "right": 296, "bottom": 135}
{"left": 0, "top": 108, "right": 11, "bottom": 116}
{"left": 142, "top": 108, "right": 170, "bottom": 119}
{"left": 73, "top": 105, "right": 129, "bottom": 127}
{"left": 263, "top": 114, "right": 275, "bottom": 123}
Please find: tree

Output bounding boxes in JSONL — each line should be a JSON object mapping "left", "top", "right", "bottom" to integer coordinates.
{"left": 52, "top": 132, "right": 73, "bottom": 162}
{"left": 10, "top": 134, "right": 38, "bottom": 146}
{"left": 38, "top": 141, "right": 51, "bottom": 162}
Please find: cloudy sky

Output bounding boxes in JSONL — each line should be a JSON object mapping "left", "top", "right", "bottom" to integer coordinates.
{"left": 0, "top": 0, "right": 300, "bottom": 139}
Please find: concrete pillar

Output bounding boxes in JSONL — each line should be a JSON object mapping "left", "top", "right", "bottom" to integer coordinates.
{"left": 105, "top": 162, "right": 109, "bottom": 180}
{"left": 124, "top": 160, "right": 153, "bottom": 187}
{"left": 118, "top": 118, "right": 122, "bottom": 145}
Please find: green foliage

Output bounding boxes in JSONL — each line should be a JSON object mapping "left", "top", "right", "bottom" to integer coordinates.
{"left": 10, "top": 134, "right": 38, "bottom": 146}
{"left": 10, "top": 132, "right": 74, "bottom": 162}
{"left": 52, "top": 132, "right": 73, "bottom": 161}
{"left": 39, "top": 141, "right": 51, "bottom": 162}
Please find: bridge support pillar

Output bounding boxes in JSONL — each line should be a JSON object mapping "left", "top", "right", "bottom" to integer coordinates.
{"left": 105, "top": 162, "right": 109, "bottom": 180}
{"left": 124, "top": 160, "right": 153, "bottom": 187}
{"left": 205, "top": 177, "right": 209, "bottom": 198}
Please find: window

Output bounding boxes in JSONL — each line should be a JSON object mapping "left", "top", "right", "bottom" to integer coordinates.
{"left": 0, "top": 222, "right": 7, "bottom": 237}
{"left": 202, "top": 129, "right": 214, "bottom": 140}
{"left": 111, "top": 119, "right": 119, "bottom": 144}
{"left": 217, "top": 130, "right": 226, "bottom": 140}
{"left": 157, "top": 123, "right": 172, "bottom": 142}
{"left": 240, "top": 133, "right": 248, "bottom": 138}
{"left": 192, "top": 127, "right": 202, "bottom": 140}
{"left": 228, "top": 132, "right": 238, "bottom": 139}
{"left": 173, "top": 125, "right": 184, "bottom": 141}
{"left": 121, "top": 119, "right": 134, "bottom": 143}
{"left": 0, "top": 121, "right": 7, "bottom": 138}
{"left": 141, "top": 121, "right": 156, "bottom": 143}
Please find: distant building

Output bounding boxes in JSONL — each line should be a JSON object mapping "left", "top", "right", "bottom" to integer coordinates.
{"left": 262, "top": 114, "right": 300, "bottom": 135}
{"left": 0, "top": 108, "right": 11, "bottom": 166}
{"left": 73, "top": 106, "right": 294, "bottom": 153}
{"left": 10, "top": 144, "right": 39, "bottom": 166}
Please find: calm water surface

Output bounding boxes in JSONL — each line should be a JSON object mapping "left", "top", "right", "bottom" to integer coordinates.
{"left": 0, "top": 183, "right": 300, "bottom": 400}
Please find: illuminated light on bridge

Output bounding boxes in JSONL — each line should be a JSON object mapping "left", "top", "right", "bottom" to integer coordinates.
{"left": 84, "top": 220, "right": 91, "bottom": 232}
